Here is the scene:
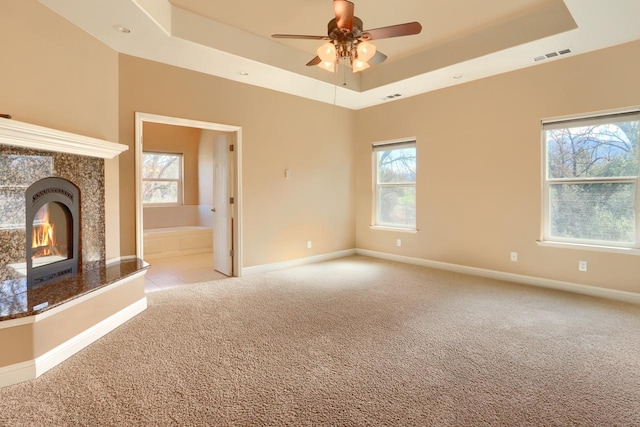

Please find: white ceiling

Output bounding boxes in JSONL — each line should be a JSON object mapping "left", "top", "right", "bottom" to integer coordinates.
{"left": 40, "top": 0, "right": 640, "bottom": 110}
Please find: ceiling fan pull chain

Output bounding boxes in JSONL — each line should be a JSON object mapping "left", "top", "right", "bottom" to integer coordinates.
{"left": 343, "top": 62, "right": 347, "bottom": 86}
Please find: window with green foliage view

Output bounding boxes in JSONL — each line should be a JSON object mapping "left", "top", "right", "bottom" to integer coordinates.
{"left": 543, "top": 111, "right": 640, "bottom": 248}
{"left": 373, "top": 141, "right": 416, "bottom": 229}
{"left": 142, "top": 152, "right": 183, "bottom": 205}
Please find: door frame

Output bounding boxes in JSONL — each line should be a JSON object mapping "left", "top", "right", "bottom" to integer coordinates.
{"left": 134, "top": 112, "right": 243, "bottom": 277}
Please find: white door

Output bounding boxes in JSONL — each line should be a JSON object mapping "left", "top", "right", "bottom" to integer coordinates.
{"left": 213, "top": 134, "right": 232, "bottom": 275}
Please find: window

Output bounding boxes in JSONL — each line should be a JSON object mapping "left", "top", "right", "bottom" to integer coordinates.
{"left": 542, "top": 110, "right": 640, "bottom": 248}
{"left": 372, "top": 140, "right": 416, "bottom": 229}
{"left": 142, "top": 152, "right": 183, "bottom": 205}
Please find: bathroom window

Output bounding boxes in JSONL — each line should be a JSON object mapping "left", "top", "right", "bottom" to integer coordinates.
{"left": 142, "top": 152, "right": 183, "bottom": 205}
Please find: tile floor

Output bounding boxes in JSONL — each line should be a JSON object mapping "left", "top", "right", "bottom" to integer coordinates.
{"left": 144, "top": 252, "right": 228, "bottom": 293}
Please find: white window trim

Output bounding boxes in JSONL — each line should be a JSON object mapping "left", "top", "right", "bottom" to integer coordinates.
{"left": 541, "top": 109, "right": 640, "bottom": 251}
{"left": 536, "top": 240, "right": 640, "bottom": 256}
{"left": 371, "top": 138, "right": 417, "bottom": 231}
{"left": 142, "top": 151, "right": 184, "bottom": 207}
{"left": 369, "top": 225, "right": 419, "bottom": 233}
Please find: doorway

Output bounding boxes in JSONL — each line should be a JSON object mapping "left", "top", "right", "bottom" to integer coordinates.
{"left": 134, "top": 112, "right": 243, "bottom": 277}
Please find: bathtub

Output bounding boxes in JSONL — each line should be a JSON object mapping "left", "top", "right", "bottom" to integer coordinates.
{"left": 143, "top": 226, "right": 213, "bottom": 260}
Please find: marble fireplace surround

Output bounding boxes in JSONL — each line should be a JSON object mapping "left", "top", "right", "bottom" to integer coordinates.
{"left": 0, "top": 117, "right": 149, "bottom": 388}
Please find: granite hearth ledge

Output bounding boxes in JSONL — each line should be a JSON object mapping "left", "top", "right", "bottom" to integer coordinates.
{"left": 0, "top": 259, "right": 149, "bottom": 322}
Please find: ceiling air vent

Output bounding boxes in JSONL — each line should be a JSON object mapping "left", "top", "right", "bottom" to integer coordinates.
{"left": 534, "top": 48, "right": 572, "bottom": 62}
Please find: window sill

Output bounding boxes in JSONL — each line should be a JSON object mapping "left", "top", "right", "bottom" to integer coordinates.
{"left": 369, "top": 225, "right": 418, "bottom": 234}
{"left": 536, "top": 240, "right": 640, "bottom": 256}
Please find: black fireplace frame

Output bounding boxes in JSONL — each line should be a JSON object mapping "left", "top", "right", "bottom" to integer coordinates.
{"left": 25, "top": 177, "right": 80, "bottom": 288}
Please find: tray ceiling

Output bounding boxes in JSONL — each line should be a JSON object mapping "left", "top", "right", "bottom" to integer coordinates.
{"left": 40, "top": 0, "right": 640, "bottom": 109}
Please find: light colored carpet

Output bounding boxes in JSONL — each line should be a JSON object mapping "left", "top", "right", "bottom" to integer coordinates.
{"left": 1, "top": 255, "right": 639, "bottom": 426}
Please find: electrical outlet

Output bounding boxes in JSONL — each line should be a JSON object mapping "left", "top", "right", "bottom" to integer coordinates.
{"left": 397, "top": 239, "right": 402, "bottom": 247}
{"left": 307, "top": 240, "right": 312, "bottom": 249}
{"left": 579, "top": 260, "right": 587, "bottom": 272}
{"left": 510, "top": 252, "right": 518, "bottom": 262}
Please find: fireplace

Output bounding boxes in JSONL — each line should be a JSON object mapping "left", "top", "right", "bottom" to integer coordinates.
{"left": 0, "top": 117, "right": 151, "bottom": 390}
{"left": 25, "top": 177, "right": 80, "bottom": 288}
{"left": 0, "top": 146, "right": 105, "bottom": 286}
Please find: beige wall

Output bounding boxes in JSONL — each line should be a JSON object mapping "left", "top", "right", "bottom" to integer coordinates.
{"left": 355, "top": 40, "right": 640, "bottom": 293}
{"left": 0, "top": 1, "right": 118, "bottom": 139}
{"left": 143, "top": 205, "right": 201, "bottom": 229}
{"left": 0, "top": 324, "right": 34, "bottom": 367}
{"left": 0, "top": 0, "right": 120, "bottom": 258}
{"left": 118, "top": 55, "right": 356, "bottom": 267}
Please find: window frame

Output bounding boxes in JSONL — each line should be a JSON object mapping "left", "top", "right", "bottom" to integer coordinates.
{"left": 541, "top": 110, "right": 640, "bottom": 250}
{"left": 142, "top": 151, "right": 184, "bottom": 207}
{"left": 371, "top": 139, "right": 417, "bottom": 232}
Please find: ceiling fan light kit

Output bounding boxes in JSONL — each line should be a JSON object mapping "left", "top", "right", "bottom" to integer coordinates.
{"left": 352, "top": 58, "right": 369, "bottom": 72}
{"left": 272, "top": 0, "right": 421, "bottom": 74}
{"left": 357, "top": 42, "right": 376, "bottom": 61}
{"left": 317, "top": 42, "right": 337, "bottom": 72}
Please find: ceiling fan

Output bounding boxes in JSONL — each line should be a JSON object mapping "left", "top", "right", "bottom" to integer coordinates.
{"left": 272, "top": 0, "right": 422, "bottom": 73}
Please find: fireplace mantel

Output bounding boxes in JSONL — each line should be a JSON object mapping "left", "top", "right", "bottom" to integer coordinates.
{"left": 0, "top": 117, "right": 127, "bottom": 159}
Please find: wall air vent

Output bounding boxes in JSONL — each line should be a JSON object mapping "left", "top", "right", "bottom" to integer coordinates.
{"left": 534, "top": 48, "right": 572, "bottom": 62}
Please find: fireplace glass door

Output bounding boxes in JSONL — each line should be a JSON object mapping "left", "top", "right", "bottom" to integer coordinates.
{"left": 31, "top": 202, "right": 71, "bottom": 268}
{"left": 25, "top": 176, "right": 80, "bottom": 288}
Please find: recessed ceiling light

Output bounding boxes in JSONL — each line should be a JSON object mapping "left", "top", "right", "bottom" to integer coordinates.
{"left": 239, "top": 71, "right": 249, "bottom": 76}
{"left": 112, "top": 25, "right": 131, "bottom": 34}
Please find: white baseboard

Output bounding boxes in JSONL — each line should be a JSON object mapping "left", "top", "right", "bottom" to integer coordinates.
{"left": 241, "top": 249, "right": 357, "bottom": 276}
{"left": 356, "top": 249, "right": 640, "bottom": 305}
{"left": 0, "top": 297, "right": 147, "bottom": 388}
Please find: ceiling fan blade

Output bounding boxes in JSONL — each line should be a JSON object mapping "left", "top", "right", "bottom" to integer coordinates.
{"left": 334, "top": 0, "right": 355, "bottom": 32}
{"left": 272, "top": 34, "right": 329, "bottom": 40}
{"left": 369, "top": 50, "right": 387, "bottom": 65}
{"left": 306, "top": 56, "right": 322, "bottom": 66}
{"left": 363, "top": 22, "right": 422, "bottom": 40}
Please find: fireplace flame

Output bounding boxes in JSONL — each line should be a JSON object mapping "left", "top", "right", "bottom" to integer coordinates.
{"left": 32, "top": 205, "right": 60, "bottom": 258}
